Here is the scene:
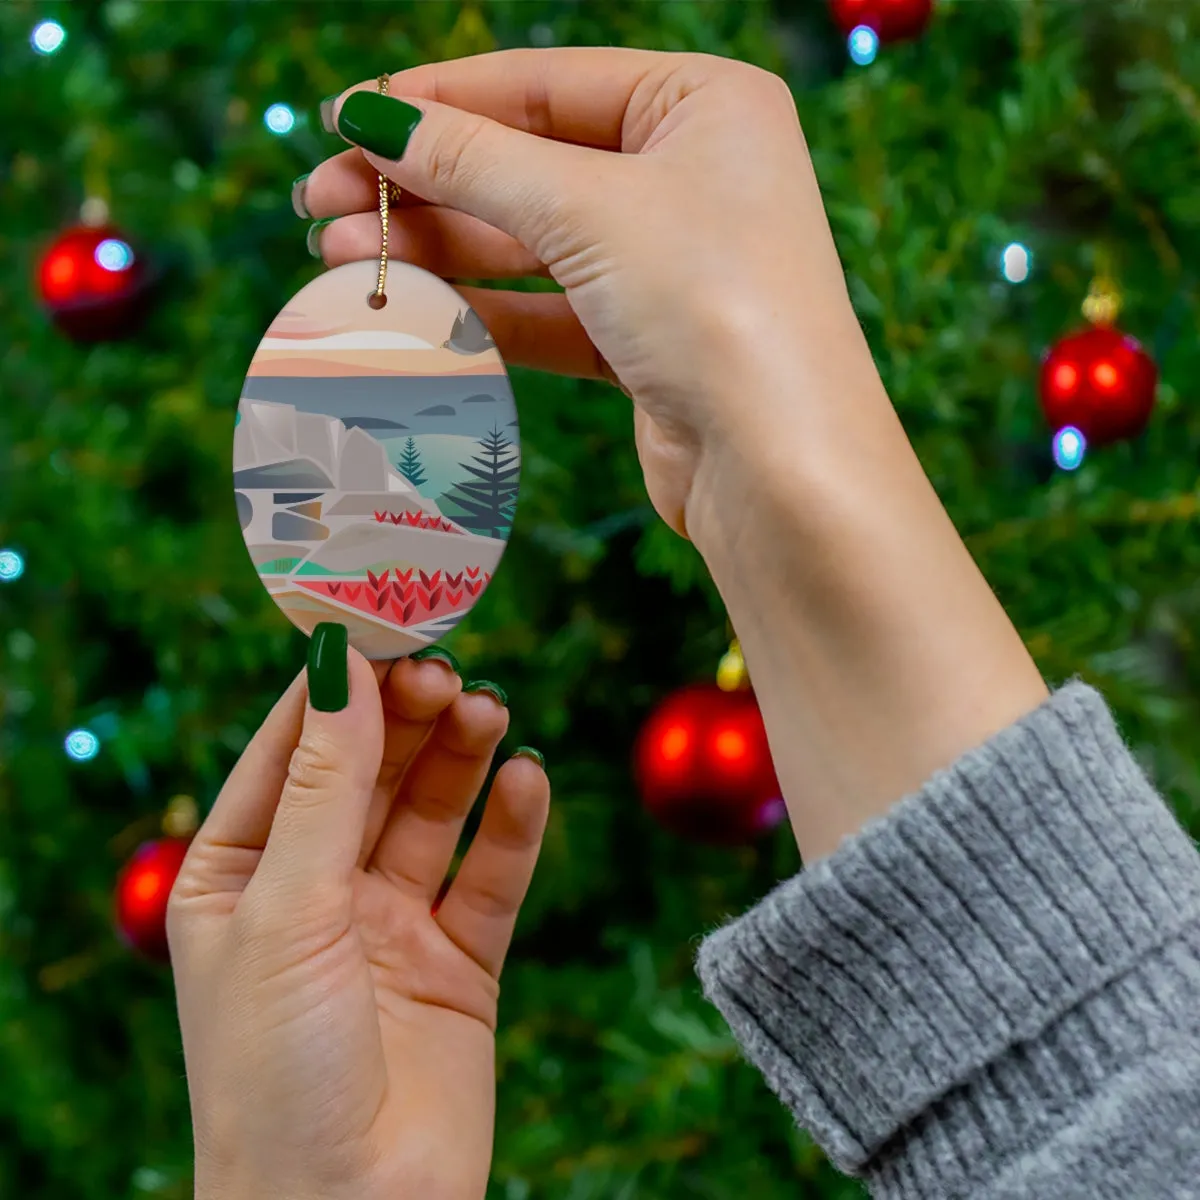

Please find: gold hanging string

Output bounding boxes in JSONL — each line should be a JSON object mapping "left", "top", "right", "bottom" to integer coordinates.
{"left": 370, "top": 74, "right": 403, "bottom": 308}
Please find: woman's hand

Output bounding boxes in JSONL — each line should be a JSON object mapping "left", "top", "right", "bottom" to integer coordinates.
{"left": 168, "top": 635, "right": 548, "bottom": 1200}
{"left": 300, "top": 47, "right": 870, "bottom": 545}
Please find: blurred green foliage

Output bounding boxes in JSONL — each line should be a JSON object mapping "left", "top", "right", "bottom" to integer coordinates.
{"left": 1, "top": 1, "right": 1198, "bottom": 1197}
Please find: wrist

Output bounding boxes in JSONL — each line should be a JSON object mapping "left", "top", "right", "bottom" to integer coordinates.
{"left": 684, "top": 313, "right": 900, "bottom": 569}
{"left": 686, "top": 351, "right": 1047, "bottom": 862}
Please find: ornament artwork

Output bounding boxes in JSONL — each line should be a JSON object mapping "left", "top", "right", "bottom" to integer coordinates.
{"left": 829, "top": 0, "right": 934, "bottom": 43}
{"left": 235, "top": 77, "right": 518, "bottom": 660}
{"left": 1039, "top": 277, "right": 1158, "bottom": 450}
{"left": 37, "top": 223, "right": 150, "bottom": 342}
{"left": 114, "top": 795, "right": 198, "bottom": 961}
{"left": 634, "top": 681, "right": 784, "bottom": 845}
{"left": 235, "top": 260, "right": 518, "bottom": 658}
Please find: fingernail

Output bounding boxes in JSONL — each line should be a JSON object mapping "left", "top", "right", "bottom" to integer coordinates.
{"left": 463, "top": 679, "right": 507, "bottom": 707}
{"left": 306, "top": 217, "right": 335, "bottom": 259}
{"left": 308, "top": 622, "right": 349, "bottom": 712}
{"left": 512, "top": 746, "right": 545, "bottom": 769}
{"left": 409, "top": 645, "right": 461, "bottom": 673}
{"left": 336, "top": 91, "right": 423, "bottom": 160}
{"left": 319, "top": 94, "right": 339, "bottom": 133}
{"left": 291, "top": 173, "right": 311, "bottom": 219}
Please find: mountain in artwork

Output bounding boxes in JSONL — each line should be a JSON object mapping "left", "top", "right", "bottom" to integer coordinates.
{"left": 343, "top": 416, "right": 409, "bottom": 432}
{"left": 443, "top": 308, "right": 496, "bottom": 355}
{"left": 234, "top": 400, "right": 430, "bottom": 501}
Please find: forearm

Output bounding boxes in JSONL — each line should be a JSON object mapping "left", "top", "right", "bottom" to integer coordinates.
{"left": 686, "top": 322, "right": 1048, "bottom": 862}
{"left": 688, "top": 322, "right": 1200, "bottom": 1195}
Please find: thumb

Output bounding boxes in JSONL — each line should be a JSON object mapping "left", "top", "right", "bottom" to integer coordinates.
{"left": 331, "top": 88, "right": 605, "bottom": 256}
{"left": 253, "top": 623, "right": 384, "bottom": 898}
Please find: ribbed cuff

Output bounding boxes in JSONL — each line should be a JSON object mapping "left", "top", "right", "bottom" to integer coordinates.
{"left": 696, "top": 682, "right": 1200, "bottom": 1196}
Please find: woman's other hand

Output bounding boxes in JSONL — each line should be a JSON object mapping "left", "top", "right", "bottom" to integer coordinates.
{"left": 168, "top": 634, "right": 548, "bottom": 1200}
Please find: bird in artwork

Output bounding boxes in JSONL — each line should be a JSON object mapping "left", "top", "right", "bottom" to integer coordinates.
{"left": 443, "top": 307, "right": 496, "bottom": 355}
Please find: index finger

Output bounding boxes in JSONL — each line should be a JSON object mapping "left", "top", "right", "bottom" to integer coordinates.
{"left": 329, "top": 46, "right": 673, "bottom": 151}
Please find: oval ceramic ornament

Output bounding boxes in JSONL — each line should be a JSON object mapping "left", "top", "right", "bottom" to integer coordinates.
{"left": 234, "top": 259, "right": 519, "bottom": 659}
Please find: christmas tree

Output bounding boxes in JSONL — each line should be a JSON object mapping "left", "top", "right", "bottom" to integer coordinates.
{"left": 2, "top": 2, "right": 1199, "bottom": 1198}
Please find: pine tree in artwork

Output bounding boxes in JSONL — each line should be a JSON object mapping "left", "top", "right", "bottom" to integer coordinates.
{"left": 444, "top": 424, "right": 520, "bottom": 538}
{"left": 398, "top": 436, "right": 428, "bottom": 489}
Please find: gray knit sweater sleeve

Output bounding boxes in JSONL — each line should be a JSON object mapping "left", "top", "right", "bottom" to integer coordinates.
{"left": 695, "top": 682, "right": 1200, "bottom": 1198}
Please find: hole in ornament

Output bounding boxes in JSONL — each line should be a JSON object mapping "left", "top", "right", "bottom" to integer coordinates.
{"left": 367, "top": 291, "right": 388, "bottom": 310}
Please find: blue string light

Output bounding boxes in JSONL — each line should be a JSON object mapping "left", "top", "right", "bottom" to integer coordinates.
{"left": 95, "top": 238, "right": 135, "bottom": 272}
{"left": 0, "top": 549, "right": 24, "bottom": 582}
{"left": 1052, "top": 426, "right": 1086, "bottom": 471}
{"left": 65, "top": 729, "right": 101, "bottom": 762}
{"left": 31, "top": 20, "right": 66, "bottom": 55}
{"left": 1001, "top": 242, "right": 1032, "bottom": 284}
{"left": 264, "top": 103, "right": 296, "bottom": 135}
{"left": 848, "top": 25, "right": 879, "bottom": 66}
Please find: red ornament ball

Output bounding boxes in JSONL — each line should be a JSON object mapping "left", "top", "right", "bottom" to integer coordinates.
{"left": 634, "top": 683, "right": 784, "bottom": 845}
{"left": 829, "top": 0, "right": 934, "bottom": 42}
{"left": 1039, "top": 326, "right": 1158, "bottom": 447}
{"left": 114, "top": 837, "right": 191, "bottom": 961}
{"left": 37, "top": 224, "right": 150, "bottom": 342}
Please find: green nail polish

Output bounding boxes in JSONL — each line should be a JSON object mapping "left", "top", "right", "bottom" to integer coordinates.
{"left": 336, "top": 91, "right": 423, "bottom": 160}
{"left": 464, "top": 679, "right": 507, "bottom": 706}
{"left": 409, "top": 645, "right": 461, "bottom": 673}
{"left": 512, "top": 746, "right": 545, "bottom": 769}
{"left": 308, "top": 622, "right": 349, "bottom": 712}
{"left": 306, "top": 218, "right": 334, "bottom": 259}
{"left": 319, "top": 94, "right": 339, "bottom": 133}
{"left": 291, "top": 173, "right": 311, "bottom": 219}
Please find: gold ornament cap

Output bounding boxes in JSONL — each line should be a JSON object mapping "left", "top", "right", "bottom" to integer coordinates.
{"left": 1082, "top": 275, "right": 1121, "bottom": 327}
{"left": 717, "top": 638, "right": 749, "bottom": 692}
{"left": 162, "top": 794, "right": 199, "bottom": 839}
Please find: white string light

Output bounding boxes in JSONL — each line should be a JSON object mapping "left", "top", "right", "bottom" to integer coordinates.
{"left": 1052, "top": 426, "right": 1086, "bottom": 471}
{"left": 31, "top": 20, "right": 66, "bottom": 55}
{"left": 0, "top": 549, "right": 25, "bottom": 582}
{"left": 264, "top": 103, "right": 296, "bottom": 135}
{"left": 848, "top": 26, "right": 880, "bottom": 66}
{"left": 64, "top": 729, "right": 101, "bottom": 762}
{"left": 95, "top": 239, "right": 135, "bottom": 272}
{"left": 1001, "top": 242, "right": 1032, "bottom": 284}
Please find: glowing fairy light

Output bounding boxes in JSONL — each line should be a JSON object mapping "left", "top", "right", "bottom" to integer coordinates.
{"left": 31, "top": 20, "right": 66, "bottom": 55}
{"left": 65, "top": 729, "right": 101, "bottom": 762}
{"left": 0, "top": 549, "right": 24, "bottom": 582}
{"left": 95, "top": 239, "right": 134, "bottom": 272}
{"left": 1001, "top": 242, "right": 1032, "bottom": 284}
{"left": 848, "top": 26, "right": 879, "bottom": 66}
{"left": 264, "top": 103, "right": 296, "bottom": 135}
{"left": 1052, "top": 426, "right": 1086, "bottom": 471}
